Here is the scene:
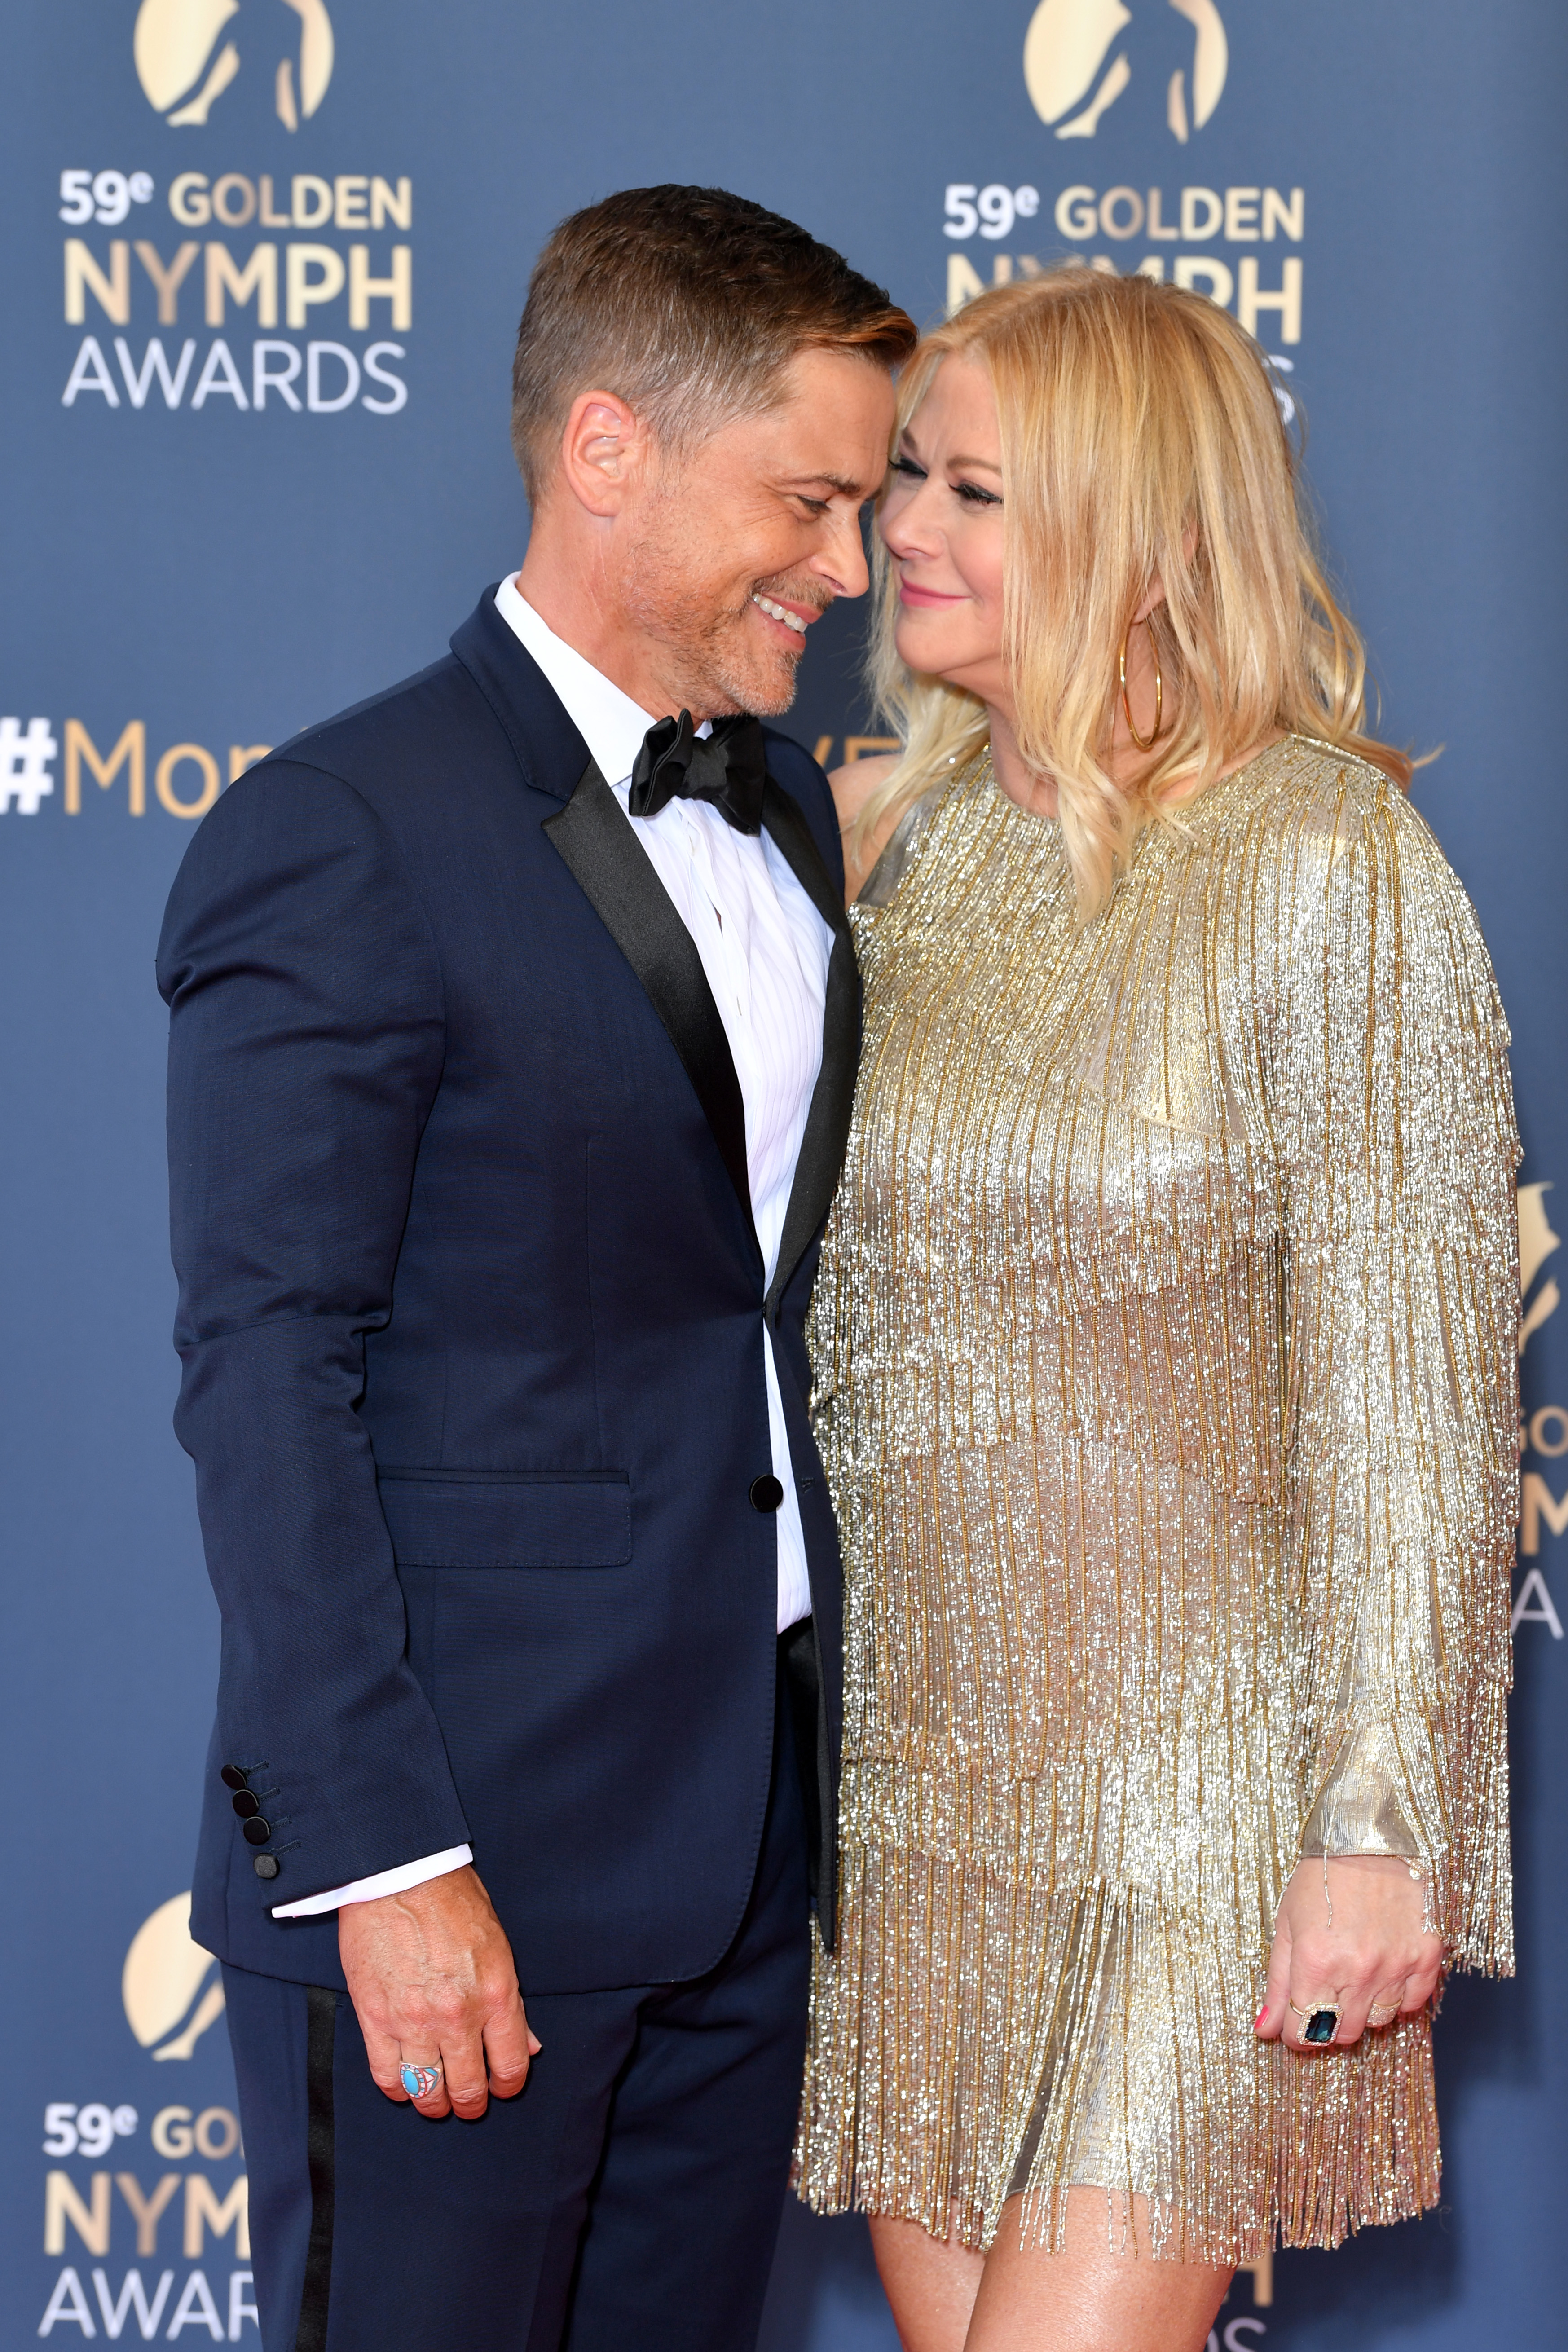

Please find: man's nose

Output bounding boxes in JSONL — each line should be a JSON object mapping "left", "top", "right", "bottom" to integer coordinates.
{"left": 814, "top": 504, "right": 871, "bottom": 601}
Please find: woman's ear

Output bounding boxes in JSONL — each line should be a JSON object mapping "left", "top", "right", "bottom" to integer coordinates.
{"left": 1132, "top": 524, "right": 1199, "bottom": 625}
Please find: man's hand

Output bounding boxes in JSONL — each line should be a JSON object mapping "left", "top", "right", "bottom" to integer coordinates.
{"left": 1255, "top": 1854, "right": 1444, "bottom": 2050}
{"left": 338, "top": 1864, "right": 540, "bottom": 2119}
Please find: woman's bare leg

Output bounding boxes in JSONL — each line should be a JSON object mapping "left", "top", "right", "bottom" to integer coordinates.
{"left": 965, "top": 2188, "right": 1232, "bottom": 2352}
{"left": 868, "top": 2192, "right": 1233, "bottom": 2352}
{"left": 868, "top": 2214, "right": 985, "bottom": 2352}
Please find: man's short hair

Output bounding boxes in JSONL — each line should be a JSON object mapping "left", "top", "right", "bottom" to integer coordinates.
{"left": 510, "top": 184, "right": 917, "bottom": 502}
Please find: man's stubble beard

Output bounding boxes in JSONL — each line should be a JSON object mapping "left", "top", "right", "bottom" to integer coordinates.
{"left": 617, "top": 502, "right": 819, "bottom": 718}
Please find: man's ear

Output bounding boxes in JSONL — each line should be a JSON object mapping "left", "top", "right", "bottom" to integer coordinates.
{"left": 556, "top": 388, "right": 649, "bottom": 519}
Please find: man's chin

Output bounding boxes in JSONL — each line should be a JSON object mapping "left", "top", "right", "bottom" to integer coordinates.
{"left": 713, "top": 642, "right": 803, "bottom": 720}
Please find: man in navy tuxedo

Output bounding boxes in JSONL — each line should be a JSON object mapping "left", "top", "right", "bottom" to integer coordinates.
{"left": 158, "top": 186, "right": 913, "bottom": 2351}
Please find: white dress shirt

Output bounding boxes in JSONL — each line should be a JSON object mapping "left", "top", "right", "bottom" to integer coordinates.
{"left": 273, "top": 578, "right": 831, "bottom": 1918}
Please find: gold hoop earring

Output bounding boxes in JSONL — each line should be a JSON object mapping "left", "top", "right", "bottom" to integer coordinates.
{"left": 1119, "top": 622, "right": 1163, "bottom": 752}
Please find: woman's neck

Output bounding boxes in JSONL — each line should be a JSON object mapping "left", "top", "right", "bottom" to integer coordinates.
{"left": 987, "top": 707, "right": 1057, "bottom": 819}
{"left": 982, "top": 698, "right": 1285, "bottom": 819}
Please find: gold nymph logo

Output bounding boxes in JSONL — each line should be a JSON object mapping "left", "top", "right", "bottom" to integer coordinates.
{"left": 1024, "top": 0, "right": 1226, "bottom": 143}
{"left": 1519, "top": 1180, "right": 1560, "bottom": 1356}
{"left": 123, "top": 1893, "right": 226, "bottom": 2060}
{"left": 134, "top": 0, "right": 333, "bottom": 131}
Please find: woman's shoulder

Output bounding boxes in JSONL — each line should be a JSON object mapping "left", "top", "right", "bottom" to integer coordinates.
{"left": 1225, "top": 737, "right": 1502, "bottom": 998}
{"left": 1212, "top": 734, "right": 1438, "bottom": 876}
{"left": 829, "top": 754, "right": 903, "bottom": 903}
{"left": 828, "top": 753, "right": 900, "bottom": 828}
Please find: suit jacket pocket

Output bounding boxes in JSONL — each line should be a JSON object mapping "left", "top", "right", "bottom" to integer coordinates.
{"left": 377, "top": 1470, "right": 631, "bottom": 1568}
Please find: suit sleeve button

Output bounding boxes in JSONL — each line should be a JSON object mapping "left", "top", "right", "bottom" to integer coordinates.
{"left": 242, "top": 1817, "right": 272, "bottom": 1846}
{"left": 220, "top": 1765, "right": 249, "bottom": 1791}
{"left": 749, "top": 1475, "right": 784, "bottom": 1513}
{"left": 253, "top": 1855, "right": 281, "bottom": 1881}
{"left": 232, "top": 1791, "right": 260, "bottom": 1819}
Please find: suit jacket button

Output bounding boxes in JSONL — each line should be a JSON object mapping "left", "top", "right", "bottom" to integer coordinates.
{"left": 242, "top": 1817, "right": 272, "bottom": 1846}
{"left": 232, "top": 1790, "right": 260, "bottom": 1819}
{"left": 220, "top": 1765, "right": 249, "bottom": 1791}
{"left": 749, "top": 1475, "right": 784, "bottom": 1513}
{"left": 253, "top": 1855, "right": 280, "bottom": 1881}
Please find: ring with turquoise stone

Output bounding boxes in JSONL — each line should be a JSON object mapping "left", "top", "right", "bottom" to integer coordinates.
{"left": 400, "top": 2061, "right": 444, "bottom": 2099}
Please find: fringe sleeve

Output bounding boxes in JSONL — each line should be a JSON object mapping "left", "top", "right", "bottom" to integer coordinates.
{"left": 1264, "top": 771, "right": 1520, "bottom": 1972}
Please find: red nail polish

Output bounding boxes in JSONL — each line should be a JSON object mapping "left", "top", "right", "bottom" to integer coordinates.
{"left": 1255, "top": 2005, "right": 1268, "bottom": 2028}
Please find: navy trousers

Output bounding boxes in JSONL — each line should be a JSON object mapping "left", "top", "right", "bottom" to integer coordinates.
{"left": 223, "top": 1665, "right": 810, "bottom": 2351}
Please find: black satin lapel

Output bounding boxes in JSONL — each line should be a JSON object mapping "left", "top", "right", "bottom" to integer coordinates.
{"left": 761, "top": 781, "right": 862, "bottom": 1322}
{"left": 544, "top": 763, "right": 758, "bottom": 1251}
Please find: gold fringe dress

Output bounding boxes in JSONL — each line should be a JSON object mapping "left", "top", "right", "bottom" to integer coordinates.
{"left": 797, "top": 737, "right": 1519, "bottom": 2262}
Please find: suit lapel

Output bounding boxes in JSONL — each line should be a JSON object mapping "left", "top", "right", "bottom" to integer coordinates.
{"left": 760, "top": 780, "right": 862, "bottom": 1323}
{"left": 544, "top": 762, "right": 759, "bottom": 1257}
{"left": 465, "top": 564, "right": 860, "bottom": 1312}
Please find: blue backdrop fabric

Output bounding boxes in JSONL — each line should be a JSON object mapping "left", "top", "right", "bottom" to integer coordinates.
{"left": 3, "top": 4, "right": 1564, "bottom": 2345}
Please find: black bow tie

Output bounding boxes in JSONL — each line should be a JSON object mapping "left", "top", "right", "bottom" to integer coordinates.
{"left": 627, "top": 711, "right": 767, "bottom": 835}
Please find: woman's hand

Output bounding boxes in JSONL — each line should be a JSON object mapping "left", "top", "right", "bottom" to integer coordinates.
{"left": 1255, "top": 1855, "right": 1444, "bottom": 2050}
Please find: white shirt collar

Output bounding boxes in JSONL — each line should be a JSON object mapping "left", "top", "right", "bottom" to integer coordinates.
{"left": 495, "top": 573, "right": 693, "bottom": 793}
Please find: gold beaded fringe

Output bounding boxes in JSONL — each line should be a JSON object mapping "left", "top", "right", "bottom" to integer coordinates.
{"left": 796, "top": 740, "right": 1518, "bottom": 2260}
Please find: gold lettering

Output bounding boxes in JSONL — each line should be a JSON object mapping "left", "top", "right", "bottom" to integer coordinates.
{"left": 1237, "top": 256, "right": 1302, "bottom": 344}
{"left": 184, "top": 2172, "right": 249, "bottom": 2258}
{"left": 1224, "top": 187, "right": 1260, "bottom": 240}
{"left": 134, "top": 240, "right": 200, "bottom": 325}
{"left": 65, "top": 719, "right": 145, "bottom": 815}
{"left": 1262, "top": 187, "right": 1305, "bottom": 241}
{"left": 206, "top": 243, "right": 279, "bottom": 328}
{"left": 292, "top": 174, "right": 335, "bottom": 229}
{"left": 169, "top": 173, "right": 211, "bottom": 228}
{"left": 64, "top": 240, "right": 129, "bottom": 326}
{"left": 258, "top": 175, "right": 291, "bottom": 229}
{"left": 1179, "top": 186, "right": 1223, "bottom": 240}
{"left": 229, "top": 744, "right": 272, "bottom": 783}
{"left": 211, "top": 173, "right": 257, "bottom": 229}
{"left": 335, "top": 175, "right": 369, "bottom": 228}
{"left": 115, "top": 2172, "right": 181, "bottom": 2256}
{"left": 947, "top": 254, "right": 984, "bottom": 314}
{"left": 1521, "top": 1471, "right": 1568, "bottom": 1555}
{"left": 348, "top": 245, "right": 412, "bottom": 331}
{"left": 44, "top": 2172, "right": 110, "bottom": 2256}
{"left": 370, "top": 176, "right": 413, "bottom": 230}
{"left": 286, "top": 243, "right": 345, "bottom": 328}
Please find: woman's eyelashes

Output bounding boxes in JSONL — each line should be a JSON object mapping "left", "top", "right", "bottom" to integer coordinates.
{"left": 889, "top": 454, "right": 1001, "bottom": 509}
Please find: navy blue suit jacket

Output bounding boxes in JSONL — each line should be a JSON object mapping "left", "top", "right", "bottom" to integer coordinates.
{"left": 158, "top": 590, "right": 859, "bottom": 1995}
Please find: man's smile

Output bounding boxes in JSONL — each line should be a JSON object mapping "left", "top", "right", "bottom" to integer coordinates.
{"left": 749, "top": 590, "right": 813, "bottom": 637}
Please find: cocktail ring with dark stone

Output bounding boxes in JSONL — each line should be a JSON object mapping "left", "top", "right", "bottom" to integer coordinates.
{"left": 1288, "top": 2000, "right": 1341, "bottom": 2045}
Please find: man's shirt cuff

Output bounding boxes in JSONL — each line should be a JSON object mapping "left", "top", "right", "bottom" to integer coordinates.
{"left": 270, "top": 1844, "right": 474, "bottom": 1919}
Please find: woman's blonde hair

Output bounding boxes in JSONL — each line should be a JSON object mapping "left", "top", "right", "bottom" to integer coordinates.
{"left": 857, "top": 269, "right": 1410, "bottom": 920}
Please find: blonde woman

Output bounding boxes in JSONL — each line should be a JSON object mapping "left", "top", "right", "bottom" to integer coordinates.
{"left": 796, "top": 273, "right": 1519, "bottom": 2352}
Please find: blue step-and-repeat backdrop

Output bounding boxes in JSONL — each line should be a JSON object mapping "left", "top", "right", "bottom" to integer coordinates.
{"left": 2, "top": 3, "right": 1564, "bottom": 2344}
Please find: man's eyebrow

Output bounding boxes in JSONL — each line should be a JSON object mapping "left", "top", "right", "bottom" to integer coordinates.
{"left": 784, "top": 471, "right": 874, "bottom": 496}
